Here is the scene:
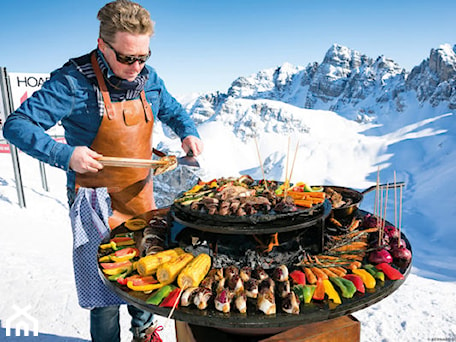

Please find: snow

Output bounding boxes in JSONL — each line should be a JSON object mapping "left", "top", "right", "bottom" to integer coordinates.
{"left": 1, "top": 101, "right": 456, "bottom": 341}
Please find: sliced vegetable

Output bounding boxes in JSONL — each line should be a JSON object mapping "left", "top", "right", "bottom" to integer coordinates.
{"left": 312, "top": 278, "right": 325, "bottom": 301}
{"left": 363, "top": 264, "right": 385, "bottom": 282}
{"left": 375, "top": 263, "right": 404, "bottom": 280}
{"left": 159, "top": 288, "right": 182, "bottom": 308}
{"left": 329, "top": 277, "right": 356, "bottom": 299}
{"left": 124, "top": 218, "right": 147, "bottom": 231}
{"left": 289, "top": 270, "right": 306, "bottom": 285}
{"left": 343, "top": 274, "right": 365, "bottom": 293}
{"left": 100, "top": 261, "right": 133, "bottom": 275}
{"left": 352, "top": 268, "right": 376, "bottom": 289}
{"left": 147, "top": 285, "right": 177, "bottom": 305}
{"left": 322, "top": 279, "right": 341, "bottom": 304}
{"left": 302, "top": 267, "right": 317, "bottom": 284}
{"left": 127, "top": 275, "right": 162, "bottom": 292}
{"left": 293, "top": 284, "right": 316, "bottom": 304}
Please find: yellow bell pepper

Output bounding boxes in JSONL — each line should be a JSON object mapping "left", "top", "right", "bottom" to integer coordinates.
{"left": 323, "top": 279, "right": 341, "bottom": 304}
{"left": 127, "top": 276, "right": 165, "bottom": 292}
{"left": 352, "top": 269, "right": 376, "bottom": 289}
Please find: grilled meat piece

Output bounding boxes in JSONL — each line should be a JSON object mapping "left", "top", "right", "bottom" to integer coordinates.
{"left": 273, "top": 264, "right": 289, "bottom": 282}
{"left": 180, "top": 287, "right": 198, "bottom": 307}
{"left": 253, "top": 266, "right": 269, "bottom": 280}
{"left": 207, "top": 268, "right": 224, "bottom": 281}
{"left": 257, "top": 288, "right": 276, "bottom": 315}
{"left": 259, "top": 277, "right": 275, "bottom": 293}
{"left": 235, "top": 292, "right": 247, "bottom": 314}
{"left": 240, "top": 266, "right": 252, "bottom": 282}
{"left": 214, "top": 289, "right": 233, "bottom": 313}
{"left": 278, "top": 280, "right": 291, "bottom": 298}
{"left": 281, "top": 292, "right": 300, "bottom": 314}
{"left": 193, "top": 287, "right": 213, "bottom": 310}
{"left": 224, "top": 265, "right": 239, "bottom": 280}
{"left": 244, "top": 278, "right": 259, "bottom": 299}
{"left": 227, "top": 274, "right": 244, "bottom": 295}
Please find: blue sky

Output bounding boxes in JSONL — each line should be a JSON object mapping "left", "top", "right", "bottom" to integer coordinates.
{"left": 0, "top": 0, "right": 455, "bottom": 96}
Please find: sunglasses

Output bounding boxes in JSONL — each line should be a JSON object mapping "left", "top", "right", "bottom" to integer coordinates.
{"left": 104, "top": 40, "right": 151, "bottom": 65}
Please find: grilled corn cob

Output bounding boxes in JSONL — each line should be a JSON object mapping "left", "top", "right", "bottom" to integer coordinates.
{"left": 177, "top": 253, "right": 211, "bottom": 289}
{"left": 137, "top": 248, "right": 185, "bottom": 276}
{"left": 156, "top": 253, "right": 194, "bottom": 284}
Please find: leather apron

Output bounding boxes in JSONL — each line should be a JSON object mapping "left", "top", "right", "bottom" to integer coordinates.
{"left": 75, "top": 52, "right": 155, "bottom": 229}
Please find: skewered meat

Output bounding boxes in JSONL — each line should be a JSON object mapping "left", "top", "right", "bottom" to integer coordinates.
{"left": 273, "top": 196, "right": 297, "bottom": 213}
{"left": 240, "top": 266, "right": 252, "bottom": 282}
{"left": 215, "top": 289, "right": 233, "bottom": 313}
{"left": 244, "top": 278, "right": 259, "bottom": 299}
{"left": 235, "top": 292, "right": 247, "bottom": 314}
{"left": 180, "top": 287, "right": 198, "bottom": 307}
{"left": 278, "top": 280, "right": 291, "bottom": 298}
{"left": 281, "top": 292, "right": 300, "bottom": 314}
{"left": 193, "top": 287, "right": 212, "bottom": 310}
{"left": 258, "top": 288, "right": 276, "bottom": 315}
{"left": 273, "top": 264, "right": 289, "bottom": 282}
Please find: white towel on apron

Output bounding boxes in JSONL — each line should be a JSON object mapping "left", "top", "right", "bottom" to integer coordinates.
{"left": 70, "top": 187, "right": 126, "bottom": 308}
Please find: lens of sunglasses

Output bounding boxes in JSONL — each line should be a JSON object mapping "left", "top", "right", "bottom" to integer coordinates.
{"left": 104, "top": 40, "right": 150, "bottom": 65}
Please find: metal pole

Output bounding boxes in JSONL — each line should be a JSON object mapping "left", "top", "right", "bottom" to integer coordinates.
{"left": 39, "top": 161, "right": 49, "bottom": 192}
{"left": 0, "top": 67, "right": 26, "bottom": 207}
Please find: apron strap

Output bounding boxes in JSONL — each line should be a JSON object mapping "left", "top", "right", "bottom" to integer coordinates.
{"left": 91, "top": 52, "right": 115, "bottom": 120}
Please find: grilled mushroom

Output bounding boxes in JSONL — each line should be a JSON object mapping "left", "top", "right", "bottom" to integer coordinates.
{"left": 180, "top": 287, "right": 198, "bottom": 307}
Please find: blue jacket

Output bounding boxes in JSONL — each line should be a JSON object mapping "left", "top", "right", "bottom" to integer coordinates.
{"left": 3, "top": 52, "right": 199, "bottom": 190}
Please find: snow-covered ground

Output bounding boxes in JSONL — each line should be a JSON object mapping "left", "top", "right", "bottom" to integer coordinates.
{"left": 1, "top": 103, "right": 455, "bottom": 341}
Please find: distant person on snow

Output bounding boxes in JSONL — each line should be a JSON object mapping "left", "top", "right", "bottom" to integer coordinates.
{"left": 2, "top": 0, "right": 203, "bottom": 341}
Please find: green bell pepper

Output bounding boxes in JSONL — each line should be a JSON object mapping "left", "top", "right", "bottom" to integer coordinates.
{"left": 329, "top": 277, "right": 356, "bottom": 299}
{"left": 146, "top": 285, "right": 177, "bottom": 305}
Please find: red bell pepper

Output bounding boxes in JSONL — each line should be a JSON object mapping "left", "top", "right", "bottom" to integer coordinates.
{"left": 289, "top": 270, "right": 306, "bottom": 285}
{"left": 343, "top": 274, "right": 365, "bottom": 293}
{"left": 159, "top": 288, "right": 182, "bottom": 307}
{"left": 375, "top": 263, "right": 404, "bottom": 280}
{"left": 312, "top": 278, "right": 325, "bottom": 301}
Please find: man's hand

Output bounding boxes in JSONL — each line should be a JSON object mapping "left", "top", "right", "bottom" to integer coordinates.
{"left": 69, "top": 146, "right": 104, "bottom": 173}
{"left": 182, "top": 136, "right": 203, "bottom": 157}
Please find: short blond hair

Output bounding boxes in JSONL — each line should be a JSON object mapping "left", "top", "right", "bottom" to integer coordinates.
{"left": 97, "top": 0, "right": 154, "bottom": 43}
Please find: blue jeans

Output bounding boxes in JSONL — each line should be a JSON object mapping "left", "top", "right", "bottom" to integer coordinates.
{"left": 90, "top": 305, "right": 154, "bottom": 342}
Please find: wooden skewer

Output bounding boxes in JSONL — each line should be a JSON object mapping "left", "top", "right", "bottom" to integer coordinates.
{"left": 398, "top": 184, "right": 403, "bottom": 247}
{"left": 382, "top": 183, "right": 389, "bottom": 234}
{"left": 254, "top": 136, "right": 269, "bottom": 191}
{"left": 394, "top": 171, "right": 398, "bottom": 229}
{"left": 163, "top": 288, "right": 184, "bottom": 330}
{"left": 288, "top": 141, "right": 300, "bottom": 185}
{"left": 285, "top": 137, "right": 290, "bottom": 187}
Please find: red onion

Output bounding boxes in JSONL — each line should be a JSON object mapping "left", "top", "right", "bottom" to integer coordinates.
{"left": 368, "top": 249, "right": 393, "bottom": 264}
{"left": 392, "top": 247, "right": 412, "bottom": 268}
{"left": 362, "top": 214, "right": 378, "bottom": 228}
{"left": 384, "top": 225, "right": 401, "bottom": 240}
{"left": 390, "top": 237, "right": 407, "bottom": 249}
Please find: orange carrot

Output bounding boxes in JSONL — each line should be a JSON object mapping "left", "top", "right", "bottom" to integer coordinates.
{"left": 302, "top": 267, "right": 317, "bottom": 284}
{"left": 320, "top": 268, "right": 338, "bottom": 278}
{"left": 294, "top": 199, "right": 313, "bottom": 208}
{"left": 311, "top": 267, "right": 328, "bottom": 281}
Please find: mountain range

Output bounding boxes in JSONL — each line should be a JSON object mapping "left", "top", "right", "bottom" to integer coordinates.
{"left": 183, "top": 43, "right": 456, "bottom": 126}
